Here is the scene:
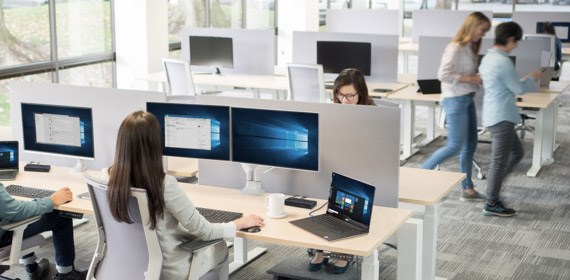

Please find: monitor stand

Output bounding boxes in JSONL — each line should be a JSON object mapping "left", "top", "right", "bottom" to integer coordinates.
{"left": 72, "top": 159, "right": 86, "bottom": 173}
{"left": 240, "top": 163, "right": 273, "bottom": 196}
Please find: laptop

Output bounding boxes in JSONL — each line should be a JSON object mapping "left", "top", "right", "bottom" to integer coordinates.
{"left": 0, "top": 141, "right": 19, "bottom": 181}
{"left": 416, "top": 79, "right": 441, "bottom": 94}
{"left": 289, "top": 172, "right": 376, "bottom": 241}
{"left": 540, "top": 67, "right": 555, "bottom": 88}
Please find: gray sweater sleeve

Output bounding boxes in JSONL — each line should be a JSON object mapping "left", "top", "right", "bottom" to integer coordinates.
{"left": 0, "top": 184, "right": 54, "bottom": 223}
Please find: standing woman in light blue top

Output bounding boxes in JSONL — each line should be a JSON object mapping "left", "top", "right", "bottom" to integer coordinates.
{"left": 421, "top": 12, "right": 490, "bottom": 201}
{"left": 478, "top": 22, "right": 542, "bottom": 217}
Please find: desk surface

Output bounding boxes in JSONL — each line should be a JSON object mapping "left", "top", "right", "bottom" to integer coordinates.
{"left": 399, "top": 167, "right": 465, "bottom": 205}
{"left": 518, "top": 92, "right": 558, "bottom": 109}
{"left": 387, "top": 85, "right": 440, "bottom": 102}
{"left": 538, "top": 81, "right": 569, "bottom": 94}
{"left": 563, "top": 47, "right": 570, "bottom": 56}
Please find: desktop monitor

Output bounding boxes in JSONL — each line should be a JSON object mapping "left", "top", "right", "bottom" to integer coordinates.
{"left": 536, "top": 22, "right": 570, "bottom": 43}
{"left": 189, "top": 36, "right": 234, "bottom": 69}
{"left": 146, "top": 102, "right": 230, "bottom": 161}
{"left": 231, "top": 107, "right": 319, "bottom": 172}
{"left": 316, "top": 41, "right": 372, "bottom": 76}
{"left": 20, "top": 103, "right": 95, "bottom": 161}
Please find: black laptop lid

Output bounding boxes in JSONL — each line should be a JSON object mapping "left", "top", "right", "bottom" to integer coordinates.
{"left": 0, "top": 141, "right": 19, "bottom": 169}
{"left": 417, "top": 79, "right": 441, "bottom": 94}
{"left": 327, "top": 172, "right": 375, "bottom": 227}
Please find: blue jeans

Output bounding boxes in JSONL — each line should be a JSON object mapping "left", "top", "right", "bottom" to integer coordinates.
{"left": 486, "top": 121, "right": 524, "bottom": 205}
{"left": 0, "top": 210, "right": 75, "bottom": 267}
{"left": 422, "top": 94, "right": 478, "bottom": 190}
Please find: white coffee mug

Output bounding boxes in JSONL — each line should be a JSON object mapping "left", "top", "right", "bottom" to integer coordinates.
{"left": 265, "top": 193, "right": 287, "bottom": 219}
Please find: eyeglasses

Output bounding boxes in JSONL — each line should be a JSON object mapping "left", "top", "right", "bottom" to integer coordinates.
{"left": 336, "top": 92, "right": 358, "bottom": 100}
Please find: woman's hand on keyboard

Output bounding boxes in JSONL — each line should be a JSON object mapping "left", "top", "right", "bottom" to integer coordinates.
{"left": 234, "top": 214, "right": 265, "bottom": 230}
{"left": 51, "top": 187, "right": 73, "bottom": 206}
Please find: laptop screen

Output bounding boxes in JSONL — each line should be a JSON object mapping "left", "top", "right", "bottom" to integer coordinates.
{"left": 327, "top": 172, "right": 375, "bottom": 227}
{"left": 0, "top": 141, "right": 19, "bottom": 169}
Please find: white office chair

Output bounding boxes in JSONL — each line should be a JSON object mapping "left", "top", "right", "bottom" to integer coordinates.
{"left": 163, "top": 58, "right": 197, "bottom": 96}
{"left": 85, "top": 175, "right": 226, "bottom": 280}
{"left": 286, "top": 64, "right": 327, "bottom": 103}
{"left": 0, "top": 216, "right": 45, "bottom": 266}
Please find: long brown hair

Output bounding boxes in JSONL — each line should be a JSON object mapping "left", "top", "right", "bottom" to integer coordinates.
{"left": 108, "top": 110, "right": 165, "bottom": 229}
{"left": 451, "top": 11, "right": 491, "bottom": 56}
{"left": 332, "top": 68, "right": 374, "bottom": 105}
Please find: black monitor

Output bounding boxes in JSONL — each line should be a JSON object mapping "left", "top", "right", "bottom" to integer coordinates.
{"left": 147, "top": 102, "right": 230, "bottom": 161}
{"left": 231, "top": 107, "right": 319, "bottom": 172}
{"left": 189, "top": 36, "right": 234, "bottom": 69}
{"left": 21, "top": 103, "right": 95, "bottom": 160}
{"left": 537, "top": 22, "right": 570, "bottom": 43}
{"left": 316, "top": 41, "right": 372, "bottom": 76}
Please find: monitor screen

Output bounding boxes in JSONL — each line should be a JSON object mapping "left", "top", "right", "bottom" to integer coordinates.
{"left": 328, "top": 172, "right": 375, "bottom": 226}
{"left": 147, "top": 102, "right": 230, "bottom": 161}
{"left": 0, "top": 141, "right": 18, "bottom": 169}
{"left": 189, "top": 36, "right": 234, "bottom": 68}
{"left": 316, "top": 41, "right": 372, "bottom": 76}
{"left": 21, "top": 103, "right": 95, "bottom": 160}
{"left": 231, "top": 107, "right": 319, "bottom": 172}
{"left": 537, "top": 22, "right": 570, "bottom": 43}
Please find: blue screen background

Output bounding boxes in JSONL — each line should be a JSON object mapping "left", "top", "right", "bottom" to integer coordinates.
{"left": 0, "top": 142, "right": 18, "bottom": 168}
{"left": 329, "top": 172, "right": 375, "bottom": 226}
{"left": 147, "top": 102, "right": 230, "bottom": 161}
{"left": 231, "top": 107, "right": 319, "bottom": 171}
{"left": 21, "top": 103, "right": 94, "bottom": 159}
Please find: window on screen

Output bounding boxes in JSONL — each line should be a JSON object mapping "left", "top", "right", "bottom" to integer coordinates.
{"left": 34, "top": 113, "right": 84, "bottom": 147}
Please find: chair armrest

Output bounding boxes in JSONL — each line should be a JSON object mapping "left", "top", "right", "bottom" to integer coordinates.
{"left": 180, "top": 239, "right": 223, "bottom": 253}
{"left": 0, "top": 216, "right": 42, "bottom": 231}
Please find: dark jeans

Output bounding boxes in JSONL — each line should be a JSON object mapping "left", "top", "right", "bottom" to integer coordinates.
{"left": 0, "top": 210, "right": 75, "bottom": 267}
{"left": 486, "top": 121, "right": 524, "bottom": 205}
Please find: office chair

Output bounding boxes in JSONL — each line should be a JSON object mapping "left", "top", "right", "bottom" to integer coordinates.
{"left": 0, "top": 216, "right": 45, "bottom": 266}
{"left": 85, "top": 175, "right": 225, "bottom": 280}
{"left": 286, "top": 64, "right": 328, "bottom": 103}
{"left": 163, "top": 58, "right": 197, "bottom": 96}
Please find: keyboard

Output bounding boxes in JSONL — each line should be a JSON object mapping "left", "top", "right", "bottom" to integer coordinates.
{"left": 0, "top": 170, "right": 18, "bottom": 180}
{"left": 5, "top": 184, "right": 56, "bottom": 199}
{"left": 196, "top": 207, "right": 243, "bottom": 223}
{"left": 310, "top": 215, "right": 359, "bottom": 234}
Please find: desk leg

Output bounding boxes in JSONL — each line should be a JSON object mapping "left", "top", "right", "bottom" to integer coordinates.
{"left": 361, "top": 249, "right": 379, "bottom": 280}
{"left": 419, "top": 104, "right": 441, "bottom": 147}
{"left": 527, "top": 108, "right": 545, "bottom": 177}
{"left": 253, "top": 89, "right": 261, "bottom": 99}
{"left": 401, "top": 100, "right": 419, "bottom": 160}
{"left": 398, "top": 218, "right": 423, "bottom": 280}
{"left": 228, "top": 237, "right": 267, "bottom": 274}
{"left": 423, "top": 205, "right": 438, "bottom": 280}
{"left": 541, "top": 102, "right": 556, "bottom": 166}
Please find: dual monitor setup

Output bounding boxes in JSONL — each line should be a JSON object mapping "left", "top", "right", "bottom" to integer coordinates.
{"left": 147, "top": 102, "right": 320, "bottom": 195}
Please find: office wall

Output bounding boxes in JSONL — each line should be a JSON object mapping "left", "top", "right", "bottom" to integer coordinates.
{"left": 292, "top": 31, "right": 399, "bottom": 83}
{"left": 193, "top": 95, "right": 401, "bottom": 208}
{"left": 412, "top": 10, "right": 494, "bottom": 43}
{"left": 512, "top": 11, "right": 570, "bottom": 47}
{"left": 9, "top": 82, "right": 166, "bottom": 170}
{"left": 277, "top": 0, "right": 319, "bottom": 66}
{"left": 326, "top": 9, "right": 400, "bottom": 35}
{"left": 181, "top": 28, "right": 275, "bottom": 75}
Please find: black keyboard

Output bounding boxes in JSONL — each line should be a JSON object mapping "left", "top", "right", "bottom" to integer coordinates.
{"left": 310, "top": 215, "right": 359, "bottom": 234}
{"left": 5, "top": 184, "right": 56, "bottom": 199}
{"left": 196, "top": 207, "right": 243, "bottom": 223}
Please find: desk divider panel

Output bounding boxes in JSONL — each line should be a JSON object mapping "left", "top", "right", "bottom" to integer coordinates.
{"left": 9, "top": 82, "right": 166, "bottom": 170}
{"left": 292, "top": 31, "right": 399, "bottom": 83}
{"left": 326, "top": 9, "right": 400, "bottom": 35}
{"left": 512, "top": 12, "right": 570, "bottom": 46}
{"left": 181, "top": 28, "right": 275, "bottom": 75}
{"left": 193, "top": 95, "right": 400, "bottom": 208}
{"left": 412, "top": 10, "right": 494, "bottom": 43}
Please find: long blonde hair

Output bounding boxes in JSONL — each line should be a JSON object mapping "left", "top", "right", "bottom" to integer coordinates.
{"left": 451, "top": 11, "right": 491, "bottom": 56}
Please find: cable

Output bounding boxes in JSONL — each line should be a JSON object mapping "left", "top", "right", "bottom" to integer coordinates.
{"left": 308, "top": 202, "right": 328, "bottom": 217}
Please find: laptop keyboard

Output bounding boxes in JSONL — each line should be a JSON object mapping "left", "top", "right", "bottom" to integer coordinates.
{"left": 0, "top": 170, "right": 18, "bottom": 180}
{"left": 310, "top": 215, "right": 359, "bottom": 234}
{"left": 5, "top": 184, "right": 56, "bottom": 199}
{"left": 196, "top": 207, "right": 243, "bottom": 223}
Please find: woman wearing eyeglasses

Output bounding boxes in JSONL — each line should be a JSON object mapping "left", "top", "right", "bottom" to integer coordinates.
{"left": 308, "top": 68, "right": 373, "bottom": 275}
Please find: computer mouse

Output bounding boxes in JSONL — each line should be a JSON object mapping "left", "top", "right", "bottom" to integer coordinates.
{"left": 242, "top": 226, "right": 261, "bottom": 233}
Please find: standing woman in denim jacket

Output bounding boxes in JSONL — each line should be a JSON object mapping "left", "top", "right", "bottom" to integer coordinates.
{"left": 421, "top": 12, "right": 490, "bottom": 201}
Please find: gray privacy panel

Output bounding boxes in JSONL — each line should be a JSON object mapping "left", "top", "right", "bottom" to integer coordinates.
{"left": 181, "top": 28, "right": 275, "bottom": 75}
{"left": 419, "top": 36, "right": 542, "bottom": 91}
{"left": 195, "top": 95, "right": 400, "bottom": 208}
{"left": 10, "top": 82, "right": 166, "bottom": 170}
{"left": 289, "top": 67, "right": 321, "bottom": 102}
{"left": 512, "top": 11, "right": 570, "bottom": 40}
{"left": 292, "top": 31, "right": 398, "bottom": 83}
{"left": 326, "top": 9, "right": 400, "bottom": 35}
{"left": 412, "top": 10, "right": 494, "bottom": 43}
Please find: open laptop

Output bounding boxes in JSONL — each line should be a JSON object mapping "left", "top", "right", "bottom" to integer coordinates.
{"left": 416, "top": 79, "right": 441, "bottom": 94}
{"left": 540, "top": 67, "right": 555, "bottom": 88}
{"left": 0, "top": 141, "right": 19, "bottom": 181}
{"left": 290, "top": 172, "right": 376, "bottom": 241}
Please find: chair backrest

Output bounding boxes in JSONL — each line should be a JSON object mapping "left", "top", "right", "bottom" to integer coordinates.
{"left": 163, "top": 58, "right": 197, "bottom": 96}
{"left": 523, "top": 34, "right": 556, "bottom": 67}
{"left": 286, "top": 64, "right": 327, "bottom": 103}
{"left": 85, "top": 176, "right": 162, "bottom": 280}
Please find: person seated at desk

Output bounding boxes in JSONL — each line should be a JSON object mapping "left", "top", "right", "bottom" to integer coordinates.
{"left": 479, "top": 22, "right": 542, "bottom": 217}
{"left": 421, "top": 11, "right": 490, "bottom": 202}
{"left": 308, "top": 68, "right": 374, "bottom": 275}
{"left": 102, "top": 111, "right": 264, "bottom": 280}
{"left": 0, "top": 185, "right": 86, "bottom": 280}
